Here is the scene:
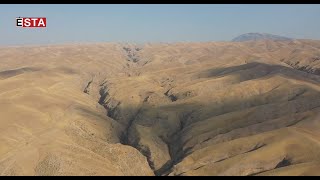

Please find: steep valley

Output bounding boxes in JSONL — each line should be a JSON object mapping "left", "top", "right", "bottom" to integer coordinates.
{"left": 1, "top": 40, "right": 320, "bottom": 176}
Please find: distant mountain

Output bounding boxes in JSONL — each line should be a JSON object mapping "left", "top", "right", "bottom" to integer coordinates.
{"left": 232, "top": 33, "right": 293, "bottom": 42}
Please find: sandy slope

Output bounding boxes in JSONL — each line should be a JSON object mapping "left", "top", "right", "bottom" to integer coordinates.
{"left": 0, "top": 44, "right": 153, "bottom": 176}
{"left": 1, "top": 40, "right": 320, "bottom": 176}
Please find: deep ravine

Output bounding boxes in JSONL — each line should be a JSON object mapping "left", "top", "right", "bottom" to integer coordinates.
{"left": 93, "top": 83, "right": 196, "bottom": 176}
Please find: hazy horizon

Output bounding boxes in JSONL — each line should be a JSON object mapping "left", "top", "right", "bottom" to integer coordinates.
{"left": 1, "top": 4, "right": 320, "bottom": 45}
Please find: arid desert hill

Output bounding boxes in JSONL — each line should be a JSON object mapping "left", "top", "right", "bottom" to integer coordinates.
{"left": 1, "top": 39, "right": 320, "bottom": 176}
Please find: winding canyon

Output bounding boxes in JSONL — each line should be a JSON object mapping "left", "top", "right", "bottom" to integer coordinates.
{"left": 1, "top": 39, "right": 320, "bottom": 175}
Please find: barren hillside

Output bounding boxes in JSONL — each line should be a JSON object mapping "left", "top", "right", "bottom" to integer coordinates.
{"left": 1, "top": 40, "right": 320, "bottom": 176}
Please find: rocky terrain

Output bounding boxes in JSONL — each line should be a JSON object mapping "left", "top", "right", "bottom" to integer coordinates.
{"left": 1, "top": 39, "right": 320, "bottom": 176}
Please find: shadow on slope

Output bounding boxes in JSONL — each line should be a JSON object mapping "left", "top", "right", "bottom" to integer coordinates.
{"left": 197, "top": 62, "right": 320, "bottom": 85}
{"left": 95, "top": 62, "right": 320, "bottom": 175}
{"left": 0, "top": 67, "right": 41, "bottom": 80}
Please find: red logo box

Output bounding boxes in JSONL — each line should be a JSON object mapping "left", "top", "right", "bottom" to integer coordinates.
{"left": 16, "top": 17, "right": 46, "bottom": 28}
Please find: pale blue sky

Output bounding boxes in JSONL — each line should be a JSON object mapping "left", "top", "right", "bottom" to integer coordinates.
{"left": 0, "top": 4, "right": 320, "bottom": 45}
